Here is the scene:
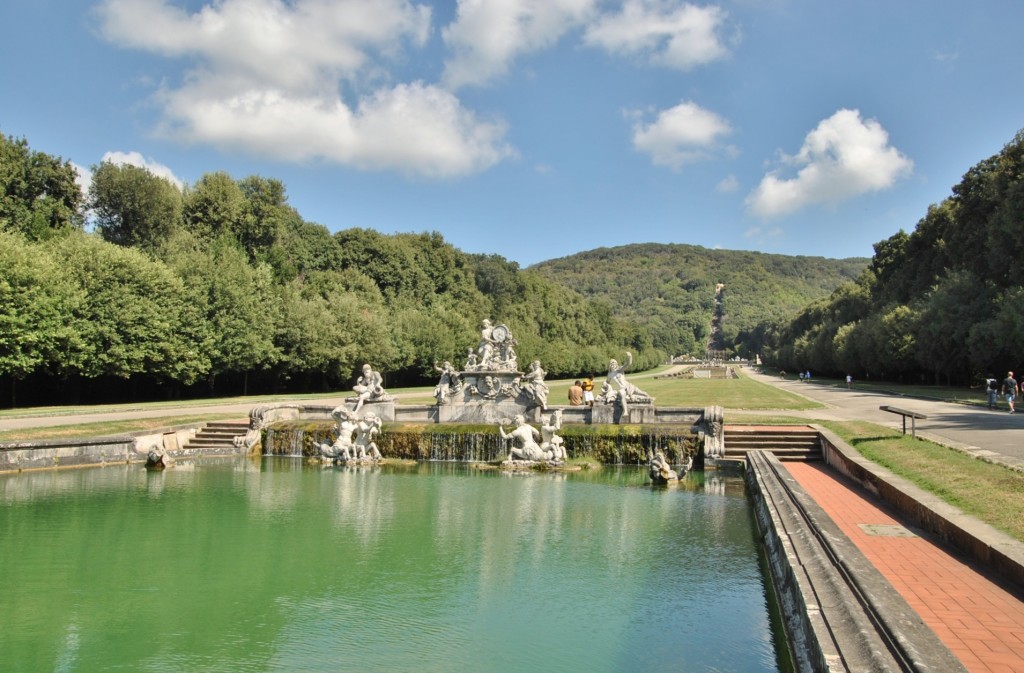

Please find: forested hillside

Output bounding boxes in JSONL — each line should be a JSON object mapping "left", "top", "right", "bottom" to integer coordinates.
{"left": 532, "top": 244, "right": 867, "bottom": 358}
{"left": 765, "top": 129, "right": 1024, "bottom": 386}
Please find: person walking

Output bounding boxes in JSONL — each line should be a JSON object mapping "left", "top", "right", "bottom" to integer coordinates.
{"left": 1002, "top": 371, "right": 1018, "bottom": 413}
{"left": 986, "top": 374, "right": 999, "bottom": 410}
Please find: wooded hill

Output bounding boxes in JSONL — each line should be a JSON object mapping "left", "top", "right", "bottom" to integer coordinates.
{"left": 765, "top": 129, "right": 1024, "bottom": 386}
{"left": 532, "top": 243, "right": 867, "bottom": 359}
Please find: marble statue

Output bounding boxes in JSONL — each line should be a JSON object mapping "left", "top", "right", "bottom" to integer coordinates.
{"left": 606, "top": 352, "right": 653, "bottom": 414}
{"left": 598, "top": 380, "right": 617, "bottom": 405}
{"left": 649, "top": 450, "right": 679, "bottom": 484}
{"left": 354, "top": 412, "right": 383, "bottom": 460}
{"left": 540, "top": 410, "right": 566, "bottom": 462}
{"left": 433, "top": 361, "right": 461, "bottom": 405}
{"left": 352, "top": 363, "right": 390, "bottom": 413}
{"left": 498, "top": 415, "right": 545, "bottom": 461}
{"left": 320, "top": 406, "right": 358, "bottom": 462}
{"left": 476, "top": 319, "right": 518, "bottom": 371}
{"left": 477, "top": 319, "right": 497, "bottom": 368}
{"left": 521, "top": 360, "right": 549, "bottom": 410}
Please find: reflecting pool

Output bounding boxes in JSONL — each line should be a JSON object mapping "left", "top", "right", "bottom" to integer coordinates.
{"left": 0, "top": 460, "right": 789, "bottom": 673}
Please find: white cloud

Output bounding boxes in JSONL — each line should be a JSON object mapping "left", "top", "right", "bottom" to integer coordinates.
{"left": 583, "top": 1, "right": 729, "bottom": 70}
{"left": 71, "top": 162, "right": 93, "bottom": 198}
{"left": 101, "top": 151, "right": 185, "bottom": 189}
{"left": 442, "top": 0, "right": 596, "bottom": 89}
{"left": 629, "top": 101, "right": 731, "bottom": 169}
{"left": 746, "top": 109, "right": 913, "bottom": 218}
{"left": 96, "top": 0, "right": 514, "bottom": 178}
{"left": 715, "top": 174, "right": 739, "bottom": 193}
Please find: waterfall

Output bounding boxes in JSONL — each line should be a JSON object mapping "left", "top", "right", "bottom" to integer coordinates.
{"left": 261, "top": 421, "right": 698, "bottom": 465}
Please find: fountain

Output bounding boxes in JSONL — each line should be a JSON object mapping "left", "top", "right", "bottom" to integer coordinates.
{"left": 240, "top": 318, "right": 722, "bottom": 475}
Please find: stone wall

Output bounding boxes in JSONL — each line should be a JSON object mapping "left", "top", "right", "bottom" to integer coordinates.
{"left": 0, "top": 426, "right": 200, "bottom": 473}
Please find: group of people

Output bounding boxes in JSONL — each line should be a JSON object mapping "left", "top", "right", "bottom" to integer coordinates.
{"left": 567, "top": 377, "right": 595, "bottom": 406}
{"left": 986, "top": 371, "right": 1019, "bottom": 413}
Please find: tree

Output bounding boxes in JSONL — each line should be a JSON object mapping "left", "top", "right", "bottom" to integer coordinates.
{"left": 0, "top": 132, "right": 83, "bottom": 239}
{"left": 172, "top": 236, "right": 281, "bottom": 393}
{"left": 183, "top": 172, "right": 246, "bottom": 241}
{"left": 47, "top": 233, "right": 209, "bottom": 384}
{"left": 90, "top": 161, "right": 183, "bottom": 252}
{"left": 0, "top": 231, "right": 82, "bottom": 401}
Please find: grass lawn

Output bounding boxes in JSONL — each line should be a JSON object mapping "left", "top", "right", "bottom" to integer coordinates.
{"left": 820, "top": 420, "right": 1024, "bottom": 543}
{"left": 0, "top": 414, "right": 243, "bottom": 442}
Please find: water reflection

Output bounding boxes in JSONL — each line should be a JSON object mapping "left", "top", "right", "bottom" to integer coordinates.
{"left": 0, "top": 460, "right": 782, "bottom": 673}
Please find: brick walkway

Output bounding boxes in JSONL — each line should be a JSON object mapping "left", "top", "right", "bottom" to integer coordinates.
{"left": 785, "top": 462, "right": 1024, "bottom": 673}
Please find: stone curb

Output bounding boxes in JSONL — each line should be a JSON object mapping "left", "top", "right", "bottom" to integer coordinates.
{"left": 746, "top": 450, "right": 969, "bottom": 673}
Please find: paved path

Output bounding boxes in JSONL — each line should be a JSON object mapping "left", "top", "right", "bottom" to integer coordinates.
{"left": 737, "top": 368, "right": 1024, "bottom": 469}
{"left": 788, "top": 461, "right": 1024, "bottom": 673}
{"left": 738, "top": 369, "right": 1024, "bottom": 672}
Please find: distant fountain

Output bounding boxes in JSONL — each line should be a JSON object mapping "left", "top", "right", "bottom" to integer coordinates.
{"left": 249, "top": 317, "right": 722, "bottom": 468}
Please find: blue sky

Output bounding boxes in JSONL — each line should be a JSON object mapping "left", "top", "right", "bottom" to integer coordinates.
{"left": 2, "top": 0, "right": 1022, "bottom": 266}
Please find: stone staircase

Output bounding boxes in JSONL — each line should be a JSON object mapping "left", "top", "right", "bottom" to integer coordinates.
{"left": 723, "top": 425, "right": 822, "bottom": 463}
{"left": 182, "top": 420, "right": 250, "bottom": 454}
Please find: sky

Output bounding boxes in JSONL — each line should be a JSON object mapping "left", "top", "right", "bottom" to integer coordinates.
{"left": 2, "top": 0, "right": 1022, "bottom": 267}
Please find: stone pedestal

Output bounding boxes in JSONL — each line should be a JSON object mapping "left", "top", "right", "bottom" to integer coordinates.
{"left": 591, "top": 403, "right": 657, "bottom": 424}
{"left": 437, "top": 400, "right": 539, "bottom": 424}
{"left": 349, "top": 399, "right": 396, "bottom": 421}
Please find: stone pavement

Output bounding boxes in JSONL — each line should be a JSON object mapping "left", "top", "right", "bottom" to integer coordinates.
{"left": 786, "top": 461, "right": 1024, "bottom": 673}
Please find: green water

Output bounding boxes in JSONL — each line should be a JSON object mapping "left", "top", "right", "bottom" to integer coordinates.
{"left": 0, "top": 460, "right": 787, "bottom": 673}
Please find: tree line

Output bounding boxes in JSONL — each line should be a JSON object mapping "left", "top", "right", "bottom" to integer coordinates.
{"left": 0, "top": 132, "right": 662, "bottom": 407}
{"left": 761, "top": 129, "right": 1024, "bottom": 386}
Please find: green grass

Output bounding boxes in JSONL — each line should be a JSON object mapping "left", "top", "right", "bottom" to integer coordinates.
{"left": 821, "top": 419, "right": 1024, "bottom": 542}
{"left": 0, "top": 414, "right": 242, "bottom": 442}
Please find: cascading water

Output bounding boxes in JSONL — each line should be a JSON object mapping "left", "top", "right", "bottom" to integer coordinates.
{"left": 261, "top": 421, "right": 698, "bottom": 465}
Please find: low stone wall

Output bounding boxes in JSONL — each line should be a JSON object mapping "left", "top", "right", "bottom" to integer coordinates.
{"left": 0, "top": 437, "right": 136, "bottom": 472}
{"left": 0, "top": 425, "right": 202, "bottom": 473}
{"left": 746, "top": 450, "right": 968, "bottom": 673}
{"left": 817, "top": 425, "right": 1024, "bottom": 591}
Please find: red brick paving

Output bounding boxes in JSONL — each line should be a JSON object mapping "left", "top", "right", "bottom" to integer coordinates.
{"left": 785, "top": 461, "right": 1024, "bottom": 673}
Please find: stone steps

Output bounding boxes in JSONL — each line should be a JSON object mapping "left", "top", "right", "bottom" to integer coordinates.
{"left": 182, "top": 421, "right": 249, "bottom": 452}
{"left": 723, "top": 426, "right": 822, "bottom": 462}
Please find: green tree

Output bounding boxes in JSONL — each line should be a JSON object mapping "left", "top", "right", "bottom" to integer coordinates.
{"left": 172, "top": 236, "right": 281, "bottom": 393}
{"left": 47, "top": 233, "right": 208, "bottom": 384}
{"left": 89, "top": 161, "right": 183, "bottom": 252}
{"left": 0, "top": 132, "right": 83, "bottom": 239}
{"left": 183, "top": 172, "right": 246, "bottom": 241}
{"left": 0, "top": 232, "right": 82, "bottom": 399}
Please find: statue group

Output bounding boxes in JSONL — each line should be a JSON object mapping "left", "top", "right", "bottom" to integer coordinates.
{"left": 319, "top": 406, "right": 384, "bottom": 464}
{"left": 432, "top": 320, "right": 550, "bottom": 411}
{"left": 432, "top": 319, "right": 651, "bottom": 418}
{"left": 498, "top": 410, "right": 566, "bottom": 464}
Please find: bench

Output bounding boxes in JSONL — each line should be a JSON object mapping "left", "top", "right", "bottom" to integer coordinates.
{"left": 879, "top": 405, "right": 928, "bottom": 439}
